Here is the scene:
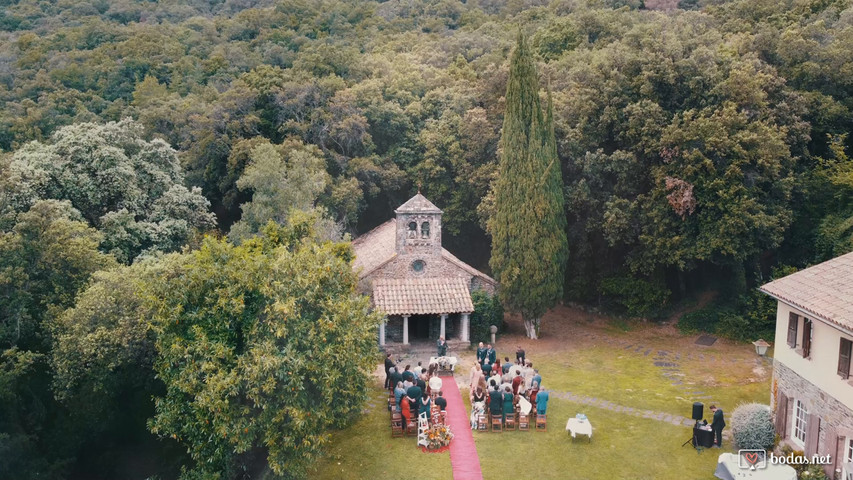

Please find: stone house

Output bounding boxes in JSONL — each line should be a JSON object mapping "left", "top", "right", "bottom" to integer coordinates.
{"left": 760, "top": 252, "right": 853, "bottom": 479}
{"left": 351, "top": 193, "right": 496, "bottom": 350}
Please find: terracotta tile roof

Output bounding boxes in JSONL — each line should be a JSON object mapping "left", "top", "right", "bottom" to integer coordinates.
{"left": 395, "top": 193, "right": 442, "bottom": 214}
{"left": 351, "top": 219, "right": 396, "bottom": 277}
{"left": 759, "top": 251, "right": 853, "bottom": 332}
{"left": 373, "top": 277, "right": 474, "bottom": 315}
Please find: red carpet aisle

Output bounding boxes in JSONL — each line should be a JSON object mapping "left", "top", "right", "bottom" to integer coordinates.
{"left": 440, "top": 376, "right": 483, "bottom": 480}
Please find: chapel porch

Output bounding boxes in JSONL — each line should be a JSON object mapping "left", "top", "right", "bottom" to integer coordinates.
{"left": 372, "top": 277, "right": 473, "bottom": 350}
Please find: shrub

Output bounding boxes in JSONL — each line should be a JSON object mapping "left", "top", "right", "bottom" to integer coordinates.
{"left": 731, "top": 403, "right": 775, "bottom": 450}
{"left": 470, "top": 290, "right": 503, "bottom": 345}
{"left": 599, "top": 274, "right": 670, "bottom": 318}
{"left": 677, "top": 304, "right": 720, "bottom": 334}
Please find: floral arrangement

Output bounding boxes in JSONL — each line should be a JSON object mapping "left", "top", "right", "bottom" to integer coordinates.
{"left": 425, "top": 423, "right": 453, "bottom": 450}
{"left": 437, "top": 357, "right": 451, "bottom": 370}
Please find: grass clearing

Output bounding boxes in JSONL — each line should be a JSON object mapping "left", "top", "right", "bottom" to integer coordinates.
{"left": 308, "top": 387, "right": 452, "bottom": 480}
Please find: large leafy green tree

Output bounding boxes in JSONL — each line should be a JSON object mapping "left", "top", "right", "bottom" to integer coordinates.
{"left": 489, "top": 33, "right": 568, "bottom": 339}
{"left": 148, "top": 217, "right": 380, "bottom": 479}
{"left": 8, "top": 119, "right": 216, "bottom": 263}
{"left": 228, "top": 139, "right": 332, "bottom": 243}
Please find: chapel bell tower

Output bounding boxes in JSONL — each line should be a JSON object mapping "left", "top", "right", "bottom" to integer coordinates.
{"left": 394, "top": 193, "right": 442, "bottom": 258}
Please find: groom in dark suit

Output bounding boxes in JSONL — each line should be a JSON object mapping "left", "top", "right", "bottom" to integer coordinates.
{"left": 710, "top": 405, "right": 726, "bottom": 448}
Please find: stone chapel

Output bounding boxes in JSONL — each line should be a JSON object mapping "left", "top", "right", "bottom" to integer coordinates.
{"left": 351, "top": 193, "right": 497, "bottom": 349}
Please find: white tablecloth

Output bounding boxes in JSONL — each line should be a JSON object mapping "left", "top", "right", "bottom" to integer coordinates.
{"left": 714, "top": 453, "right": 796, "bottom": 480}
{"left": 429, "top": 356, "right": 457, "bottom": 370}
{"left": 565, "top": 418, "right": 593, "bottom": 440}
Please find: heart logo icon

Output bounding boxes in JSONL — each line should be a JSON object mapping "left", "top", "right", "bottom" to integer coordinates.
{"left": 744, "top": 452, "right": 759, "bottom": 466}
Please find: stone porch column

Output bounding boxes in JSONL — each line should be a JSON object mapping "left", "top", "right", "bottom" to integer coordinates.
{"left": 461, "top": 312, "right": 471, "bottom": 342}
{"left": 402, "top": 315, "right": 410, "bottom": 345}
{"left": 440, "top": 314, "right": 447, "bottom": 339}
{"left": 379, "top": 316, "right": 387, "bottom": 346}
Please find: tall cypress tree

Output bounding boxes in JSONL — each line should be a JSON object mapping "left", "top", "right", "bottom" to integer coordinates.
{"left": 490, "top": 32, "right": 568, "bottom": 339}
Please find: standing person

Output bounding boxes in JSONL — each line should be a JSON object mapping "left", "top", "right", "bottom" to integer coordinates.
{"left": 511, "top": 371, "right": 523, "bottom": 395}
{"left": 470, "top": 362, "right": 484, "bottom": 389}
{"left": 394, "top": 381, "right": 407, "bottom": 412}
{"left": 419, "top": 391, "right": 432, "bottom": 420}
{"left": 536, "top": 388, "right": 549, "bottom": 416}
{"left": 390, "top": 365, "right": 403, "bottom": 389}
{"left": 437, "top": 336, "right": 447, "bottom": 357}
{"left": 384, "top": 353, "right": 395, "bottom": 389}
{"left": 486, "top": 344, "right": 497, "bottom": 366}
{"left": 401, "top": 390, "right": 412, "bottom": 431}
{"left": 502, "top": 386, "right": 514, "bottom": 424}
{"left": 414, "top": 361, "right": 424, "bottom": 376}
{"left": 407, "top": 383, "right": 423, "bottom": 414}
{"left": 435, "top": 391, "right": 447, "bottom": 411}
{"left": 477, "top": 342, "right": 486, "bottom": 367}
{"left": 402, "top": 365, "right": 415, "bottom": 383}
{"left": 532, "top": 369, "right": 542, "bottom": 388}
{"left": 516, "top": 346, "right": 525, "bottom": 365}
{"left": 710, "top": 405, "right": 726, "bottom": 448}
{"left": 492, "top": 359, "right": 502, "bottom": 376}
{"left": 502, "top": 357, "right": 512, "bottom": 374}
{"left": 489, "top": 387, "right": 503, "bottom": 421}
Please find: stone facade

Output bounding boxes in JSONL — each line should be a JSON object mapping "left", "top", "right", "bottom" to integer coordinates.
{"left": 774, "top": 358, "right": 853, "bottom": 476}
{"left": 352, "top": 194, "right": 497, "bottom": 348}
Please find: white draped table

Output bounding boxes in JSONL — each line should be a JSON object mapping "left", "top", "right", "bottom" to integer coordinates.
{"left": 565, "top": 417, "right": 593, "bottom": 442}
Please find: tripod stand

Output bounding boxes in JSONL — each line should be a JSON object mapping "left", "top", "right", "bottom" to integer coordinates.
{"left": 682, "top": 421, "right": 701, "bottom": 449}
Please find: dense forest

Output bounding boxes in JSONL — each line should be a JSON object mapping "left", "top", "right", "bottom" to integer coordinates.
{"left": 2, "top": 0, "right": 853, "bottom": 478}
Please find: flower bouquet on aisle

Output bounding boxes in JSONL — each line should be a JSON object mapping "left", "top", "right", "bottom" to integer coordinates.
{"left": 421, "top": 424, "right": 454, "bottom": 453}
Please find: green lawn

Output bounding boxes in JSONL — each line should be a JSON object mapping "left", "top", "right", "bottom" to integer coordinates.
{"left": 473, "top": 400, "right": 722, "bottom": 480}
{"left": 308, "top": 387, "right": 452, "bottom": 480}
{"left": 535, "top": 345, "right": 769, "bottom": 418}
{"left": 309, "top": 320, "right": 772, "bottom": 480}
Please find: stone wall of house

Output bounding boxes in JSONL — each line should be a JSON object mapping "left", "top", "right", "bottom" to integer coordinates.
{"left": 774, "top": 360, "right": 853, "bottom": 472}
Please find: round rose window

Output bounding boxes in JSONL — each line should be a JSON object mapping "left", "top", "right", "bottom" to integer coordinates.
{"left": 412, "top": 259, "right": 425, "bottom": 273}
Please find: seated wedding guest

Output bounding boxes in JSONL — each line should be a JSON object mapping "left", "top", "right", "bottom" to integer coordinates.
{"left": 500, "top": 377, "right": 512, "bottom": 396}
{"left": 477, "top": 377, "right": 488, "bottom": 395}
{"left": 536, "top": 388, "right": 549, "bottom": 416}
{"left": 489, "top": 388, "right": 503, "bottom": 418}
{"left": 419, "top": 391, "right": 432, "bottom": 419}
{"left": 402, "top": 376, "right": 414, "bottom": 390}
{"left": 532, "top": 369, "right": 542, "bottom": 388}
{"left": 501, "top": 370, "right": 513, "bottom": 385}
{"left": 394, "top": 381, "right": 407, "bottom": 412}
{"left": 502, "top": 386, "right": 514, "bottom": 423}
{"left": 491, "top": 359, "right": 501, "bottom": 376}
{"left": 470, "top": 362, "right": 484, "bottom": 389}
{"left": 516, "top": 346, "right": 525, "bottom": 365}
{"left": 416, "top": 375, "right": 427, "bottom": 395}
{"left": 502, "top": 357, "right": 512, "bottom": 374}
{"left": 435, "top": 391, "right": 447, "bottom": 411}
{"left": 482, "top": 356, "right": 492, "bottom": 376}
